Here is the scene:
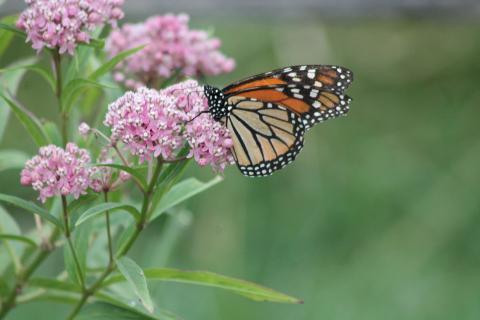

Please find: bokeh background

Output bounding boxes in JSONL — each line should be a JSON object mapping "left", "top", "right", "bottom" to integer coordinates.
{"left": 2, "top": 0, "right": 480, "bottom": 319}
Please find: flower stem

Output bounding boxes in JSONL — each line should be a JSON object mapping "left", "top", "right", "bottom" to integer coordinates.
{"left": 61, "top": 195, "right": 85, "bottom": 290}
{"left": 103, "top": 192, "right": 114, "bottom": 264}
{"left": 52, "top": 49, "right": 68, "bottom": 145}
{"left": 0, "top": 228, "right": 60, "bottom": 319}
{"left": 65, "top": 158, "right": 164, "bottom": 319}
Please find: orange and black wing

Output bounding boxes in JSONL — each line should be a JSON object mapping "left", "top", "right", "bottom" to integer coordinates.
{"left": 225, "top": 96, "right": 305, "bottom": 177}
{"left": 222, "top": 65, "right": 353, "bottom": 129}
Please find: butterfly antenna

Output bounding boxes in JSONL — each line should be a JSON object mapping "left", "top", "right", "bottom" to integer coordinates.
{"left": 186, "top": 110, "right": 209, "bottom": 124}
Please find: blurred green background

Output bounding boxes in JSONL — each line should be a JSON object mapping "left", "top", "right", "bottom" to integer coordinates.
{"left": 2, "top": 2, "right": 480, "bottom": 319}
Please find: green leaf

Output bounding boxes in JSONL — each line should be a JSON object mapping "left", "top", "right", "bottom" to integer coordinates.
{"left": 75, "top": 202, "right": 140, "bottom": 227}
{"left": 81, "top": 37, "right": 105, "bottom": 50}
{"left": 115, "top": 223, "right": 136, "bottom": 257}
{"left": 0, "top": 205, "right": 20, "bottom": 235}
{"left": 89, "top": 46, "right": 144, "bottom": 81}
{"left": 95, "top": 163, "right": 148, "bottom": 191}
{"left": 105, "top": 268, "right": 303, "bottom": 304}
{"left": 116, "top": 257, "right": 154, "bottom": 314}
{"left": 0, "top": 22, "right": 26, "bottom": 39}
{"left": 0, "top": 64, "right": 56, "bottom": 92}
{"left": 42, "top": 121, "right": 62, "bottom": 146}
{"left": 29, "top": 277, "right": 81, "bottom": 292}
{"left": 95, "top": 293, "right": 181, "bottom": 320}
{"left": 0, "top": 57, "right": 37, "bottom": 142}
{"left": 0, "top": 16, "right": 17, "bottom": 59}
{"left": 0, "top": 150, "right": 28, "bottom": 172}
{"left": 0, "top": 234, "right": 37, "bottom": 247}
{"left": 77, "top": 302, "right": 161, "bottom": 320}
{"left": 61, "top": 78, "right": 115, "bottom": 112}
{"left": 64, "top": 221, "right": 90, "bottom": 287}
{"left": 0, "top": 194, "right": 63, "bottom": 229}
{"left": 149, "top": 177, "right": 223, "bottom": 222}
{"left": 0, "top": 93, "right": 50, "bottom": 147}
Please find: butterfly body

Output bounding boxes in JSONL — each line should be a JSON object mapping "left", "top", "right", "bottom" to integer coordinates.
{"left": 204, "top": 65, "right": 353, "bottom": 177}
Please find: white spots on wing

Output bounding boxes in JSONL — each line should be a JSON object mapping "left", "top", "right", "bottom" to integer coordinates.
{"left": 293, "top": 93, "right": 303, "bottom": 99}
{"left": 314, "top": 81, "right": 323, "bottom": 87}
{"left": 313, "top": 101, "right": 321, "bottom": 109}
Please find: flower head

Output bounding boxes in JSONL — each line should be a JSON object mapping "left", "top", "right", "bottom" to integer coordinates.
{"left": 78, "top": 122, "right": 90, "bottom": 136}
{"left": 162, "top": 80, "right": 235, "bottom": 172}
{"left": 106, "top": 14, "right": 235, "bottom": 88}
{"left": 104, "top": 87, "right": 185, "bottom": 162}
{"left": 20, "top": 143, "right": 93, "bottom": 202}
{"left": 17, "top": 0, "right": 124, "bottom": 55}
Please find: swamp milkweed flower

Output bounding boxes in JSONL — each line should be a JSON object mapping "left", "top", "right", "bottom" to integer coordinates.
{"left": 20, "top": 143, "right": 93, "bottom": 202}
{"left": 104, "top": 81, "right": 234, "bottom": 172}
{"left": 106, "top": 14, "right": 235, "bottom": 88}
{"left": 16, "top": 0, "right": 124, "bottom": 55}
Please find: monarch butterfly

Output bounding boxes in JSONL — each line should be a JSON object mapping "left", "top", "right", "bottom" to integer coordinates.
{"left": 203, "top": 65, "right": 353, "bottom": 177}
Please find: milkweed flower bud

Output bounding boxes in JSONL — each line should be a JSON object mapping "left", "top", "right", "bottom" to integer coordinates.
{"left": 78, "top": 122, "right": 90, "bottom": 136}
{"left": 17, "top": 0, "right": 125, "bottom": 55}
{"left": 106, "top": 14, "right": 235, "bottom": 88}
{"left": 20, "top": 143, "right": 93, "bottom": 202}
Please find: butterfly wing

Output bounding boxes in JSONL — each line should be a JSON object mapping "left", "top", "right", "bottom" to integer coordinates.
{"left": 225, "top": 96, "right": 305, "bottom": 177}
{"left": 222, "top": 65, "right": 353, "bottom": 129}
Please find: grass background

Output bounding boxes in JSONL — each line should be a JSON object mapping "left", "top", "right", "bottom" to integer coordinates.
{"left": 1, "top": 9, "right": 480, "bottom": 320}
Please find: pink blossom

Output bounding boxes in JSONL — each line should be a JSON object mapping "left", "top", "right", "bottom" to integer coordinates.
{"left": 106, "top": 14, "right": 235, "bottom": 88}
{"left": 20, "top": 143, "right": 93, "bottom": 202}
{"left": 17, "top": 0, "right": 124, "bottom": 55}
{"left": 104, "top": 87, "right": 185, "bottom": 162}
{"left": 162, "top": 80, "right": 235, "bottom": 172}
{"left": 78, "top": 122, "right": 90, "bottom": 136}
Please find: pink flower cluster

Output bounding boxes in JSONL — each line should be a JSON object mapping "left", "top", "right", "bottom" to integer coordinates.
{"left": 106, "top": 14, "right": 235, "bottom": 88}
{"left": 89, "top": 148, "right": 130, "bottom": 192}
{"left": 163, "top": 81, "right": 235, "bottom": 172}
{"left": 104, "top": 87, "right": 185, "bottom": 162}
{"left": 104, "top": 80, "right": 234, "bottom": 171}
{"left": 16, "top": 0, "right": 124, "bottom": 55}
{"left": 20, "top": 143, "right": 93, "bottom": 202}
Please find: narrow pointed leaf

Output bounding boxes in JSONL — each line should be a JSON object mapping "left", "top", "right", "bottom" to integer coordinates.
{"left": 77, "top": 302, "right": 161, "bottom": 320}
{"left": 0, "top": 150, "right": 28, "bottom": 172}
{"left": 116, "top": 257, "right": 154, "bottom": 314}
{"left": 0, "top": 64, "right": 55, "bottom": 92}
{"left": 75, "top": 202, "right": 140, "bottom": 227}
{"left": 0, "top": 234, "right": 37, "bottom": 247}
{"left": 0, "top": 22, "right": 26, "bottom": 39}
{"left": 150, "top": 177, "right": 223, "bottom": 222}
{"left": 89, "top": 46, "right": 144, "bottom": 81}
{"left": 0, "top": 93, "right": 50, "bottom": 147}
{"left": 105, "top": 268, "right": 302, "bottom": 304}
{"left": 29, "top": 277, "right": 81, "bottom": 292}
{"left": 0, "top": 57, "right": 37, "bottom": 142}
{"left": 0, "top": 194, "right": 62, "bottom": 229}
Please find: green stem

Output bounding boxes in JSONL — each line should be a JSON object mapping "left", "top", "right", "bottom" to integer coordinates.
{"left": 0, "top": 228, "right": 60, "bottom": 319}
{"left": 52, "top": 49, "right": 68, "bottom": 145}
{"left": 62, "top": 195, "right": 85, "bottom": 290}
{"left": 104, "top": 192, "right": 113, "bottom": 264}
{"left": 65, "top": 158, "right": 164, "bottom": 320}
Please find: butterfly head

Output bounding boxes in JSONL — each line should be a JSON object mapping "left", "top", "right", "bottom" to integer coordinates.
{"left": 204, "top": 85, "right": 229, "bottom": 121}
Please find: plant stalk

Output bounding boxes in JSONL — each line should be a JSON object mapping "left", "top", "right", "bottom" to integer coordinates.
{"left": 62, "top": 195, "right": 85, "bottom": 290}
{"left": 52, "top": 49, "right": 68, "bottom": 145}
{"left": 65, "top": 158, "right": 164, "bottom": 319}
